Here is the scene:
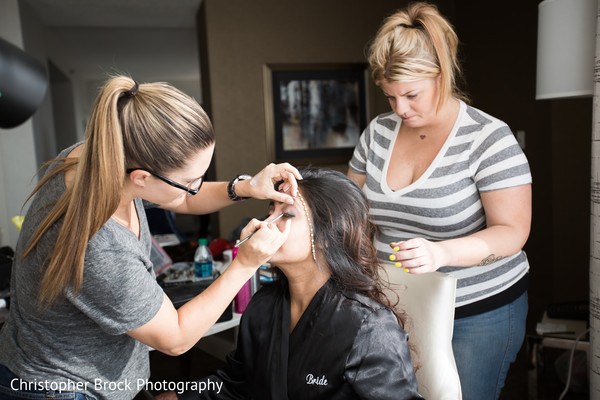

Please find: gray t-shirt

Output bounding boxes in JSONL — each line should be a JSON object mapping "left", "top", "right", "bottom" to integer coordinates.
{"left": 0, "top": 144, "right": 164, "bottom": 399}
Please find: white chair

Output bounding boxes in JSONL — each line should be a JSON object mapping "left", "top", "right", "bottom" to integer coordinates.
{"left": 383, "top": 266, "right": 462, "bottom": 400}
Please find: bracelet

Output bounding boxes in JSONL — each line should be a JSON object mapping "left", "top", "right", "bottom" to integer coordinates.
{"left": 227, "top": 174, "right": 252, "bottom": 201}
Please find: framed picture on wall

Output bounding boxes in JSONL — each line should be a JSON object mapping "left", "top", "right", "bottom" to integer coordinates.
{"left": 263, "top": 63, "right": 368, "bottom": 164}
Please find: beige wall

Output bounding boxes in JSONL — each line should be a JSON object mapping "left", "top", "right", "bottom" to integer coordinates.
{"left": 0, "top": 0, "right": 39, "bottom": 248}
{"left": 199, "top": 0, "right": 444, "bottom": 238}
{"left": 198, "top": 2, "right": 592, "bottom": 385}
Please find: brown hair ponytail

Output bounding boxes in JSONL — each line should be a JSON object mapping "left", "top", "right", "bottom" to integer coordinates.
{"left": 23, "top": 76, "right": 214, "bottom": 306}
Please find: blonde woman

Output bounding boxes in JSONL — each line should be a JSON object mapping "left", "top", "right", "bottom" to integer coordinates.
{"left": 0, "top": 76, "right": 300, "bottom": 400}
{"left": 348, "top": 3, "right": 532, "bottom": 399}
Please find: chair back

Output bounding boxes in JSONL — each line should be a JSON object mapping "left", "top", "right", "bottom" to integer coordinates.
{"left": 383, "top": 266, "right": 462, "bottom": 400}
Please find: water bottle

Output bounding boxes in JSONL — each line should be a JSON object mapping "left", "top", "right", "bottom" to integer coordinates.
{"left": 194, "top": 238, "right": 213, "bottom": 280}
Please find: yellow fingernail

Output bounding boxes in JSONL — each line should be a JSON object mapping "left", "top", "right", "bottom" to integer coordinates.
{"left": 403, "top": 268, "right": 410, "bottom": 273}
{"left": 395, "top": 262, "right": 402, "bottom": 268}
{"left": 393, "top": 247, "right": 399, "bottom": 252}
{"left": 389, "top": 254, "right": 396, "bottom": 261}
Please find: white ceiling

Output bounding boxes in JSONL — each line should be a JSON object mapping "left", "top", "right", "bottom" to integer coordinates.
{"left": 21, "top": 0, "right": 204, "bottom": 28}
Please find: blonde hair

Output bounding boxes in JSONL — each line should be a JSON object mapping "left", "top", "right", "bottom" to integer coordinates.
{"left": 368, "top": 2, "right": 468, "bottom": 110}
{"left": 24, "top": 76, "right": 214, "bottom": 306}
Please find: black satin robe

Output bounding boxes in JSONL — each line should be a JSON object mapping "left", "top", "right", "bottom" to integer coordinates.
{"left": 180, "top": 279, "right": 423, "bottom": 400}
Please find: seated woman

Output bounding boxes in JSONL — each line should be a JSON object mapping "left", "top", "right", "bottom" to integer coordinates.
{"left": 178, "top": 167, "right": 422, "bottom": 399}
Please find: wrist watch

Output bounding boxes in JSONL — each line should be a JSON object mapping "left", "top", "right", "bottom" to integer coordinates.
{"left": 227, "top": 174, "right": 252, "bottom": 201}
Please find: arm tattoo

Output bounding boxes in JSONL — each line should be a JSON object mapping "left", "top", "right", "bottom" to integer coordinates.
{"left": 479, "top": 254, "right": 504, "bottom": 266}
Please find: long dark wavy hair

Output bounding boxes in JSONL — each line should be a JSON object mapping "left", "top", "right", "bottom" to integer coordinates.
{"left": 275, "top": 167, "right": 406, "bottom": 328}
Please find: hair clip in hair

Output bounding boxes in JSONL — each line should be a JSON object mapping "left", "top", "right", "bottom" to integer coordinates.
{"left": 123, "top": 81, "right": 139, "bottom": 98}
{"left": 398, "top": 23, "right": 419, "bottom": 29}
{"left": 296, "top": 193, "right": 316, "bottom": 263}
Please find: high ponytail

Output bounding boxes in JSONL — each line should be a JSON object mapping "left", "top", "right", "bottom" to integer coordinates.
{"left": 23, "top": 76, "right": 214, "bottom": 307}
{"left": 367, "top": 2, "right": 468, "bottom": 110}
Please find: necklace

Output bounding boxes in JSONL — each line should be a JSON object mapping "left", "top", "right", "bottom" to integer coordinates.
{"left": 112, "top": 201, "right": 135, "bottom": 226}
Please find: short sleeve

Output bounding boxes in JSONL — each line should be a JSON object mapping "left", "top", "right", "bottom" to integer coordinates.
{"left": 67, "top": 247, "right": 164, "bottom": 335}
{"left": 470, "top": 124, "right": 532, "bottom": 192}
{"left": 348, "top": 124, "right": 371, "bottom": 175}
{"left": 345, "top": 308, "right": 423, "bottom": 400}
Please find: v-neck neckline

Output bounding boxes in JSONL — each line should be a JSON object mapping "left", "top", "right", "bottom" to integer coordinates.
{"left": 108, "top": 198, "right": 145, "bottom": 241}
{"left": 382, "top": 100, "right": 466, "bottom": 196}
{"left": 287, "top": 279, "right": 330, "bottom": 338}
{"left": 269, "top": 280, "right": 331, "bottom": 400}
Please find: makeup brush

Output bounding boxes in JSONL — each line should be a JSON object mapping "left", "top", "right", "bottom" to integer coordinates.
{"left": 234, "top": 213, "right": 285, "bottom": 248}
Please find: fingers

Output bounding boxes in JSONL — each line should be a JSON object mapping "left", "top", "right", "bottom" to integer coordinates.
{"left": 239, "top": 218, "right": 264, "bottom": 240}
{"left": 388, "top": 252, "right": 427, "bottom": 271}
{"left": 271, "top": 190, "right": 296, "bottom": 205}
{"left": 251, "top": 218, "right": 290, "bottom": 247}
{"left": 235, "top": 218, "right": 290, "bottom": 268}
{"left": 388, "top": 239, "right": 422, "bottom": 262}
{"left": 388, "top": 238, "right": 436, "bottom": 274}
{"left": 250, "top": 163, "right": 302, "bottom": 202}
{"left": 269, "top": 168, "right": 300, "bottom": 201}
{"left": 280, "top": 168, "right": 301, "bottom": 197}
{"left": 276, "top": 163, "right": 303, "bottom": 182}
{"left": 390, "top": 238, "right": 421, "bottom": 250}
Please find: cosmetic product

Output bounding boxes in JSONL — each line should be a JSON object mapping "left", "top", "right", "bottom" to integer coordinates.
{"left": 232, "top": 244, "right": 251, "bottom": 313}
{"left": 234, "top": 213, "right": 285, "bottom": 248}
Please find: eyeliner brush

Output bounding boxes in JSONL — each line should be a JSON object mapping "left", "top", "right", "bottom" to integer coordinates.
{"left": 234, "top": 213, "right": 285, "bottom": 248}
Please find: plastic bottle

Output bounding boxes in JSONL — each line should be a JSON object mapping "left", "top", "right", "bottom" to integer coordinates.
{"left": 194, "top": 238, "right": 213, "bottom": 280}
{"left": 232, "top": 244, "right": 252, "bottom": 313}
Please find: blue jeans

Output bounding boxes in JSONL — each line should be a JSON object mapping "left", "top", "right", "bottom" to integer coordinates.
{"left": 452, "top": 292, "right": 528, "bottom": 400}
{"left": 0, "top": 365, "right": 95, "bottom": 400}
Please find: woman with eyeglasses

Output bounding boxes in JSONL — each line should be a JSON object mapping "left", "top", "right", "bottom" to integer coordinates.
{"left": 0, "top": 76, "right": 300, "bottom": 400}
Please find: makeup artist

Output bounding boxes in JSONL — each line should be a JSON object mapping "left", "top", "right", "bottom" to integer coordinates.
{"left": 347, "top": 3, "right": 532, "bottom": 400}
{"left": 0, "top": 76, "right": 299, "bottom": 400}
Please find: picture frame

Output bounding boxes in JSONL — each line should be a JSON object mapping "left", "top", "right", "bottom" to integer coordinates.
{"left": 263, "top": 63, "right": 368, "bottom": 165}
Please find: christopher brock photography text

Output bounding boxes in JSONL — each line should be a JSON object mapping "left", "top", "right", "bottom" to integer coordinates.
{"left": 10, "top": 377, "right": 224, "bottom": 395}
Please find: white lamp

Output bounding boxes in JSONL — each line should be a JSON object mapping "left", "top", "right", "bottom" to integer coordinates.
{"left": 536, "top": 0, "right": 597, "bottom": 99}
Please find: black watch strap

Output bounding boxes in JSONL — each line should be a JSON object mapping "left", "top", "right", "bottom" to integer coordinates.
{"left": 227, "top": 174, "right": 252, "bottom": 201}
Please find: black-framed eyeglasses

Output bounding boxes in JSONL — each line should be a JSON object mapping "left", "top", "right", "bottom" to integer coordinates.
{"left": 126, "top": 168, "right": 204, "bottom": 198}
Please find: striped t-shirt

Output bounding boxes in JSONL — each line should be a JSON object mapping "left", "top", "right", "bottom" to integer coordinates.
{"left": 349, "top": 101, "right": 532, "bottom": 313}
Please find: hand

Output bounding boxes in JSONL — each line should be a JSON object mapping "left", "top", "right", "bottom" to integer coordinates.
{"left": 236, "top": 163, "right": 302, "bottom": 204}
{"left": 234, "top": 217, "right": 291, "bottom": 268}
{"left": 389, "top": 238, "right": 448, "bottom": 274}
